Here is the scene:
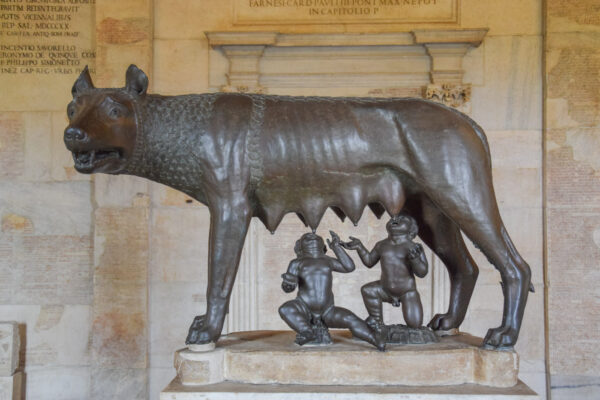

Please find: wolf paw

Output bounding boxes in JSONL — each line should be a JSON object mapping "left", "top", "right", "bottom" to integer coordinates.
{"left": 185, "top": 315, "right": 220, "bottom": 345}
{"left": 483, "top": 326, "right": 517, "bottom": 350}
{"left": 428, "top": 313, "right": 459, "bottom": 331}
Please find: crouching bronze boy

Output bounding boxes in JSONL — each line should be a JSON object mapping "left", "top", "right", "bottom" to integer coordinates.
{"left": 279, "top": 231, "right": 385, "bottom": 351}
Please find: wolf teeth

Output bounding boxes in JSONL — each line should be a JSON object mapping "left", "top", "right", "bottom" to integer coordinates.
{"left": 74, "top": 151, "right": 93, "bottom": 165}
{"left": 73, "top": 149, "right": 121, "bottom": 167}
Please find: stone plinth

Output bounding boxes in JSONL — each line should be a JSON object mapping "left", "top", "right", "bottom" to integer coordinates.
{"left": 173, "top": 330, "right": 519, "bottom": 388}
{"left": 161, "top": 380, "right": 539, "bottom": 400}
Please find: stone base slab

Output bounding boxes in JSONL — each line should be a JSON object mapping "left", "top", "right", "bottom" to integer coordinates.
{"left": 174, "top": 330, "right": 519, "bottom": 388}
{"left": 161, "top": 380, "right": 539, "bottom": 400}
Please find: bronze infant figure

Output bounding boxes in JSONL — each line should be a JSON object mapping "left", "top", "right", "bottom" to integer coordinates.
{"left": 279, "top": 231, "right": 385, "bottom": 351}
{"left": 63, "top": 65, "right": 533, "bottom": 349}
{"left": 343, "top": 214, "right": 428, "bottom": 332}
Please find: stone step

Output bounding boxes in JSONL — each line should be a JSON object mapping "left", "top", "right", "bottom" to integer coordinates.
{"left": 161, "top": 380, "right": 540, "bottom": 400}
{"left": 173, "top": 330, "right": 519, "bottom": 388}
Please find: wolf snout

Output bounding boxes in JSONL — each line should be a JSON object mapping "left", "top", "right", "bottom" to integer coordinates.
{"left": 64, "top": 126, "right": 88, "bottom": 146}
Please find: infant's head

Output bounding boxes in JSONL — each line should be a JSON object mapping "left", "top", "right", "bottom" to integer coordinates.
{"left": 295, "top": 232, "right": 327, "bottom": 256}
{"left": 386, "top": 214, "right": 418, "bottom": 239}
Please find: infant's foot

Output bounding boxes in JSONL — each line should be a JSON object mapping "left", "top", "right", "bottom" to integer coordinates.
{"left": 295, "top": 330, "right": 317, "bottom": 346}
{"left": 366, "top": 316, "right": 385, "bottom": 332}
{"left": 375, "top": 330, "right": 387, "bottom": 352}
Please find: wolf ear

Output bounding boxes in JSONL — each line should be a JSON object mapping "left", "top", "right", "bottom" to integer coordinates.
{"left": 125, "top": 64, "right": 148, "bottom": 96}
{"left": 72, "top": 66, "right": 94, "bottom": 97}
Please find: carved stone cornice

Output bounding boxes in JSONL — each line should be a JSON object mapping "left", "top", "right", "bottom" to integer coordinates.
{"left": 412, "top": 29, "right": 488, "bottom": 46}
{"left": 206, "top": 30, "right": 487, "bottom": 109}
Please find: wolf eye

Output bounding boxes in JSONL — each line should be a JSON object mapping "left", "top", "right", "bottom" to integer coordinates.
{"left": 109, "top": 107, "right": 120, "bottom": 119}
{"left": 67, "top": 104, "right": 76, "bottom": 119}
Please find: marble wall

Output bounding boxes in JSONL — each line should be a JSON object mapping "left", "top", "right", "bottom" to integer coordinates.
{"left": 0, "top": 2, "right": 95, "bottom": 398}
{"left": 545, "top": 0, "right": 600, "bottom": 399}
{"left": 0, "top": 0, "right": 596, "bottom": 399}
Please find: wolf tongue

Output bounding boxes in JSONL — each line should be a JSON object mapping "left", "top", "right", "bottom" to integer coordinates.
{"left": 76, "top": 152, "right": 88, "bottom": 163}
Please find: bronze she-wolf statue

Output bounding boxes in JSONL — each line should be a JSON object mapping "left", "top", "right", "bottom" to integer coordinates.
{"left": 63, "top": 65, "right": 533, "bottom": 349}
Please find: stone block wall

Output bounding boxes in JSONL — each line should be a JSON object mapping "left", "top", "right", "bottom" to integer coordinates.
{"left": 545, "top": 0, "right": 600, "bottom": 399}
{"left": 0, "top": 1, "right": 95, "bottom": 396}
{"left": 0, "top": 0, "right": 597, "bottom": 399}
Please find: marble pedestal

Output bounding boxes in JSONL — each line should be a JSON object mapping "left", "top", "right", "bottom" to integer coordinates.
{"left": 161, "top": 330, "right": 537, "bottom": 399}
{"left": 161, "top": 380, "right": 540, "bottom": 400}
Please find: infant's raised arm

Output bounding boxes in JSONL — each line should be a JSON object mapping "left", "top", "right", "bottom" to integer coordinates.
{"left": 328, "top": 231, "right": 355, "bottom": 273}
{"left": 281, "top": 259, "right": 300, "bottom": 293}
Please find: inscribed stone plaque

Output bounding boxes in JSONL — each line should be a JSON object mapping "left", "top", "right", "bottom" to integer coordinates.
{"left": 0, "top": 0, "right": 95, "bottom": 111}
{"left": 234, "top": 0, "right": 458, "bottom": 25}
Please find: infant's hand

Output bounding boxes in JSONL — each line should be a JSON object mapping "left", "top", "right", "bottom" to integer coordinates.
{"left": 341, "top": 236, "right": 362, "bottom": 250}
{"left": 327, "top": 230, "right": 341, "bottom": 248}
{"left": 407, "top": 243, "right": 424, "bottom": 260}
{"left": 282, "top": 282, "right": 296, "bottom": 293}
{"left": 281, "top": 273, "right": 298, "bottom": 293}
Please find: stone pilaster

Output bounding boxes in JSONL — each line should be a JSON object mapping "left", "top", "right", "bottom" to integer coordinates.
{"left": 207, "top": 32, "right": 278, "bottom": 93}
{"left": 415, "top": 29, "right": 487, "bottom": 111}
{"left": 91, "top": 1, "right": 153, "bottom": 399}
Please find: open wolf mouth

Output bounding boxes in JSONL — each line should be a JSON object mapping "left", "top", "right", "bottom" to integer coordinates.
{"left": 72, "top": 149, "right": 122, "bottom": 171}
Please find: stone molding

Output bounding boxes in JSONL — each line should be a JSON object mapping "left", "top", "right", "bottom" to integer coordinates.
{"left": 413, "top": 29, "right": 487, "bottom": 45}
{"left": 207, "top": 30, "right": 487, "bottom": 107}
{"left": 162, "top": 380, "right": 540, "bottom": 400}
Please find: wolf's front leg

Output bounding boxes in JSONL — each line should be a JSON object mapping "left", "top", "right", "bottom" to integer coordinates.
{"left": 186, "top": 198, "right": 251, "bottom": 345}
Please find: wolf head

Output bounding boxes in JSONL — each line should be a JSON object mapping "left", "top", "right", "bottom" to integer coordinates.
{"left": 64, "top": 65, "right": 148, "bottom": 174}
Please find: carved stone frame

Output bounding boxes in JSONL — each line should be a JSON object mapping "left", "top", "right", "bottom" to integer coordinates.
{"left": 207, "top": 29, "right": 486, "bottom": 113}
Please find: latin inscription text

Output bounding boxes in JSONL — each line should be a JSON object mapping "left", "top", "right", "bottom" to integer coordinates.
{"left": 0, "top": 0, "right": 95, "bottom": 75}
{"left": 236, "top": 0, "right": 456, "bottom": 24}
